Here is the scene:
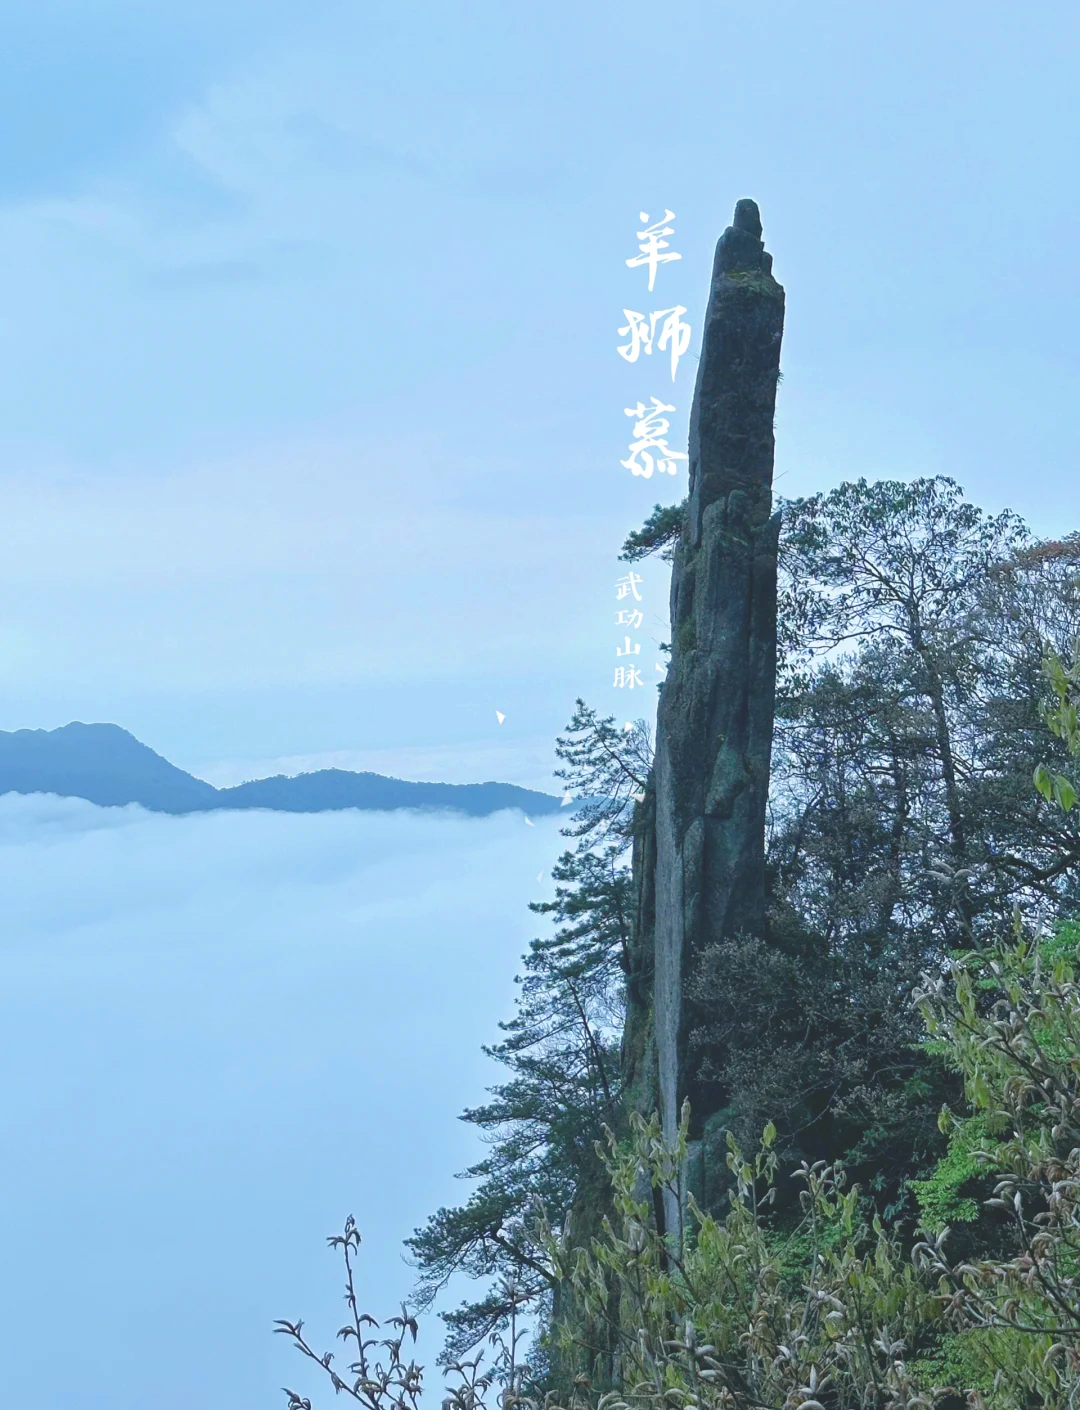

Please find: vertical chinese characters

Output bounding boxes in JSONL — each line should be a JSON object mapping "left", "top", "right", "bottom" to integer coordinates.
{"left": 621, "top": 398, "right": 683, "bottom": 479}
{"left": 611, "top": 210, "right": 689, "bottom": 690}
{"left": 613, "top": 572, "right": 645, "bottom": 690}
{"left": 624, "top": 209, "right": 681, "bottom": 290}
{"left": 616, "top": 307, "right": 691, "bottom": 383}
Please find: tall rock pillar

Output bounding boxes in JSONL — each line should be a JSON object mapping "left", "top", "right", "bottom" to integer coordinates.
{"left": 652, "top": 199, "right": 785, "bottom": 1171}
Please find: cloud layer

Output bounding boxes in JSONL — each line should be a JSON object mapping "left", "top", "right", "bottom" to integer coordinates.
{"left": 0, "top": 793, "right": 560, "bottom": 1410}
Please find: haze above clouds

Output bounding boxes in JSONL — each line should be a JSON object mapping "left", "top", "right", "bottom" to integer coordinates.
{"left": 0, "top": 1, "right": 1076, "bottom": 773}
{"left": 190, "top": 732, "right": 564, "bottom": 795}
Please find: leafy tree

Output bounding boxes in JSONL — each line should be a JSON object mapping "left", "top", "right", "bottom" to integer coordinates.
{"left": 546, "top": 1106, "right": 940, "bottom": 1410}
{"left": 544, "top": 662, "right": 1080, "bottom": 1409}
{"left": 910, "top": 925, "right": 1080, "bottom": 1406}
{"left": 631, "top": 477, "right": 1080, "bottom": 1210}
{"left": 284, "top": 647, "right": 1080, "bottom": 1410}
{"left": 772, "top": 479, "right": 1080, "bottom": 930}
{"left": 409, "top": 478, "right": 1080, "bottom": 1378}
{"left": 775, "top": 476, "right": 1030, "bottom": 941}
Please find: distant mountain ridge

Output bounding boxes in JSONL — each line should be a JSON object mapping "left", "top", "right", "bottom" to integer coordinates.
{"left": 0, "top": 723, "right": 563, "bottom": 819}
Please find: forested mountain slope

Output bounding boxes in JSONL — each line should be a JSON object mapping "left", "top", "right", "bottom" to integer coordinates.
{"left": 0, "top": 722, "right": 561, "bottom": 818}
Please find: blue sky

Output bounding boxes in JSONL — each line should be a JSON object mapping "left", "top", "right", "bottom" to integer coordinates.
{"left": 0, "top": 0, "right": 1077, "bottom": 784}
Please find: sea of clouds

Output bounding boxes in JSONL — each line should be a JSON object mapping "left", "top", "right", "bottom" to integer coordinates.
{"left": 0, "top": 792, "right": 560, "bottom": 1409}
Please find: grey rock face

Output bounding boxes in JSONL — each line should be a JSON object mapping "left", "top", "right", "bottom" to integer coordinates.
{"left": 648, "top": 200, "right": 785, "bottom": 1172}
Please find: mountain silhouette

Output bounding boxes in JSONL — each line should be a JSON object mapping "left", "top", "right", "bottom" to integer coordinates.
{"left": 0, "top": 723, "right": 562, "bottom": 819}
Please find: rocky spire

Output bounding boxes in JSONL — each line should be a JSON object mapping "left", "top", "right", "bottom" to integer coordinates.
{"left": 646, "top": 199, "right": 785, "bottom": 1200}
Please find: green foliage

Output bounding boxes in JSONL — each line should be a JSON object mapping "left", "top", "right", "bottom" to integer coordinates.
{"left": 685, "top": 928, "right": 955, "bottom": 1219}
{"left": 909, "top": 918, "right": 1080, "bottom": 1408}
{"left": 777, "top": 475, "right": 1028, "bottom": 651}
{"left": 1043, "top": 915, "right": 1080, "bottom": 965}
{"left": 553, "top": 700, "right": 651, "bottom": 848}
{"left": 1035, "top": 646, "right": 1080, "bottom": 811}
{"left": 711, "top": 476, "right": 1080, "bottom": 1207}
{"left": 405, "top": 483, "right": 1080, "bottom": 1394}
{"left": 908, "top": 1331, "right": 997, "bottom": 1402}
{"left": 405, "top": 837, "right": 629, "bottom": 1363}
{"left": 909, "top": 1116, "right": 990, "bottom": 1234}
{"left": 285, "top": 902, "right": 1080, "bottom": 1407}
{"left": 619, "top": 502, "right": 686, "bottom": 565}
{"left": 724, "top": 268, "right": 784, "bottom": 299}
{"left": 289, "top": 632, "right": 1080, "bottom": 1410}
{"left": 542, "top": 1105, "right": 940, "bottom": 1410}
{"left": 900, "top": 689, "right": 1080, "bottom": 1404}
{"left": 407, "top": 705, "right": 646, "bottom": 1367}
{"left": 546, "top": 890, "right": 1080, "bottom": 1408}
{"left": 771, "top": 475, "right": 1050, "bottom": 956}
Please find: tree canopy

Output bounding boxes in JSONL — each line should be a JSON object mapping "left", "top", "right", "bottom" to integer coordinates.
{"left": 404, "top": 475, "right": 1080, "bottom": 1395}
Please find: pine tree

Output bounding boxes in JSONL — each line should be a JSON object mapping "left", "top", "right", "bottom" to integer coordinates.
{"left": 405, "top": 705, "right": 647, "bottom": 1370}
